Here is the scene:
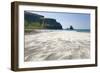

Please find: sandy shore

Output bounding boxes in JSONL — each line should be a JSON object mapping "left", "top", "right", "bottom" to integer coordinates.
{"left": 24, "top": 30, "right": 90, "bottom": 62}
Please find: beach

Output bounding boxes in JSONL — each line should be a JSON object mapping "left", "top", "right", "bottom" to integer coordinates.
{"left": 24, "top": 30, "right": 90, "bottom": 62}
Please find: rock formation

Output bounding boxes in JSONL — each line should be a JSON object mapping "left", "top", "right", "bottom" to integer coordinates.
{"left": 24, "top": 11, "right": 62, "bottom": 29}
{"left": 70, "top": 25, "right": 74, "bottom": 30}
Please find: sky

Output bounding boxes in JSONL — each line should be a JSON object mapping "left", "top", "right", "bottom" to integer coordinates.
{"left": 26, "top": 11, "right": 90, "bottom": 29}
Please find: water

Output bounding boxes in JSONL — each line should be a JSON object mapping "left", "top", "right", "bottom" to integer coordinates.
{"left": 37, "top": 29, "right": 90, "bottom": 33}
{"left": 74, "top": 29, "right": 90, "bottom": 32}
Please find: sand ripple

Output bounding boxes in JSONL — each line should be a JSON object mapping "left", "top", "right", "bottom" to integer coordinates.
{"left": 24, "top": 30, "right": 90, "bottom": 62}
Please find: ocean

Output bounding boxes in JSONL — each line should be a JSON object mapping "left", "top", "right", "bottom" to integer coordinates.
{"left": 36, "top": 29, "right": 90, "bottom": 33}
{"left": 72, "top": 29, "right": 90, "bottom": 32}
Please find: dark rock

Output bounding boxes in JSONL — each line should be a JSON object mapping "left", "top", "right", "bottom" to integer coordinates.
{"left": 70, "top": 25, "right": 74, "bottom": 30}
{"left": 24, "top": 11, "right": 62, "bottom": 29}
{"left": 44, "top": 18, "right": 62, "bottom": 29}
{"left": 66, "top": 25, "right": 74, "bottom": 30}
{"left": 24, "top": 11, "right": 44, "bottom": 24}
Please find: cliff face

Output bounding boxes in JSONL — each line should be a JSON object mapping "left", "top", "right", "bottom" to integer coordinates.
{"left": 24, "top": 11, "right": 62, "bottom": 29}
{"left": 24, "top": 11, "right": 44, "bottom": 25}
{"left": 44, "top": 18, "right": 62, "bottom": 29}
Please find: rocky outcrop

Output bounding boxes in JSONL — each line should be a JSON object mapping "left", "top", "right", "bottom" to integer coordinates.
{"left": 24, "top": 11, "right": 62, "bottom": 29}
{"left": 66, "top": 25, "right": 74, "bottom": 30}
{"left": 44, "top": 18, "right": 62, "bottom": 29}
{"left": 24, "top": 11, "right": 44, "bottom": 25}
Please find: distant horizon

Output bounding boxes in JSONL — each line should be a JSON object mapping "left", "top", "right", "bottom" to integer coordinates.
{"left": 25, "top": 11, "right": 90, "bottom": 29}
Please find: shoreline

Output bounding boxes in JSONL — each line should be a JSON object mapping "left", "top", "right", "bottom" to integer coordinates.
{"left": 24, "top": 29, "right": 90, "bottom": 35}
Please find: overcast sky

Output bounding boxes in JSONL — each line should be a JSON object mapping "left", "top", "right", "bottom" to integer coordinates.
{"left": 26, "top": 11, "right": 90, "bottom": 29}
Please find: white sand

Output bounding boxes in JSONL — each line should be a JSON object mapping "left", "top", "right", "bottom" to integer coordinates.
{"left": 24, "top": 30, "right": 90, "bottom": 62}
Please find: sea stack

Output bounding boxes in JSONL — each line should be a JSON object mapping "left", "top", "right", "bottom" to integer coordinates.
{"left": 70, "top": 25, "right": 74, "bottom": 30}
